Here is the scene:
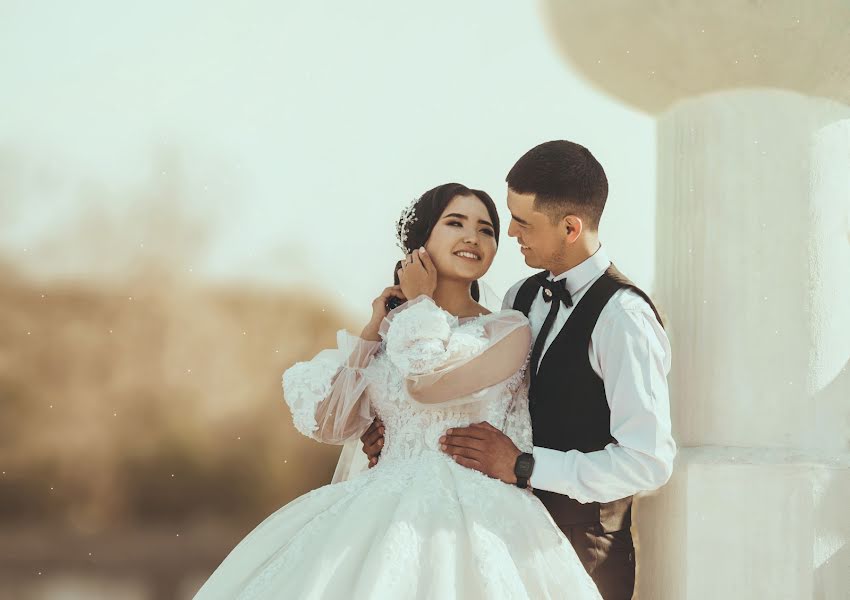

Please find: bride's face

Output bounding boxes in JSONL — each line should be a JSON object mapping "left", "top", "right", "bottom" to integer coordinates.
{"left": 423, "top": 195, "right": 497, "bottom": 284}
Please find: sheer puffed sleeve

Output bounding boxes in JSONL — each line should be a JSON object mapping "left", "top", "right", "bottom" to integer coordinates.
{"left": 282, "top": 330, "right": 381, "bottom": 444}
{"left": 380, "top": 295, "right": 531, "bottom": 405}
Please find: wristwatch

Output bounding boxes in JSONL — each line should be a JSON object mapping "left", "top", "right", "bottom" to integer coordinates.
{"left": 514, "top": 452, "right": 535, "bottom": 489}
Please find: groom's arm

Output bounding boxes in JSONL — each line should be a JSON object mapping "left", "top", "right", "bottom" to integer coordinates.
{"left": 530, "top": 293, "right": 676, "bottom": 504}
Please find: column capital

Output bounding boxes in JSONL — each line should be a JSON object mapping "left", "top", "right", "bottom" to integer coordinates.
{"left": 542, "top": 1, "right": 850, "bottom": 113}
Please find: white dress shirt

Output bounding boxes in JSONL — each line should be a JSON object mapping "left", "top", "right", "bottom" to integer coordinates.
{"left": 503, "top": 247, "right": 676, "bottom": 504}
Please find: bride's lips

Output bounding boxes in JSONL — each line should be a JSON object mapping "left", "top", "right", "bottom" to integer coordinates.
{"left": 453, "top": 249, "right": 481, "bottom": 261}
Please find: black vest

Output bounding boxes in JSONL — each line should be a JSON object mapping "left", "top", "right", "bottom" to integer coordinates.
{"left": 513, "top": 265, "right": 663, "bottom": 533}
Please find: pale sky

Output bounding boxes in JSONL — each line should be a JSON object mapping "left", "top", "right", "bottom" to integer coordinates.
{"left": 0, "top": 0, "right": 656, "bottom": 322}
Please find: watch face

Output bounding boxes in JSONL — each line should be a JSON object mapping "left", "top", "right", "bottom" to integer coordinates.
{"left": 515, "top": 453, "right": 534, "bottom": 478}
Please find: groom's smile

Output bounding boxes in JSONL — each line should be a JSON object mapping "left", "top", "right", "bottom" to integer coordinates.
{"left": 506, "top": 189, "right": 551, "bottom": 268}
{"left": 506, "top": 187, "right": 589, "bottom": 275}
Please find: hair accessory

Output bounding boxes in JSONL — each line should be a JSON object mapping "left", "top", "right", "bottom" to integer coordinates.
{"left": 395, "top": 197, "right": 419, "bottom": 253}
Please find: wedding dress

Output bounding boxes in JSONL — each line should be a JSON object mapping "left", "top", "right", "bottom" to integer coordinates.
{"left": 193, "top": 296, "right": 601, "bottom": 599}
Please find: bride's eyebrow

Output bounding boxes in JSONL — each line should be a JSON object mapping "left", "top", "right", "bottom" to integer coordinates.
{"left": 443, "top": 213, "right": 494, "bottom": 228}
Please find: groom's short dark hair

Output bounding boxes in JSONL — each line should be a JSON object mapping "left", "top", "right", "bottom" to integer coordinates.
{"left": 506, "top": 140, "right": 608, "bottom": 230}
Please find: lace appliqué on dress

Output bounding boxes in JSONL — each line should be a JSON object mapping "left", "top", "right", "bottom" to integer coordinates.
{"left": 282, "top": 331, "right": 380, "bottom": 443}
{"left": 383, "top": 296, "right": 455, "bottom": 375}
{"left": 282, "top": 356, "right": 339, "bottom": 438}
{"left": 502, "top": 356, "right": 533, "bottom": 453}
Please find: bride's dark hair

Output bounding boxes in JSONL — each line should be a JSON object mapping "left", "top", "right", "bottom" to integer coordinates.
{"left": 394, "top": 183, "right": 500, "bottom": 302}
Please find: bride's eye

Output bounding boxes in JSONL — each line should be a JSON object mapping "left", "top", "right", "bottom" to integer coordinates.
{"left": 446, "top": 220, "right": 492, "bottom": 236}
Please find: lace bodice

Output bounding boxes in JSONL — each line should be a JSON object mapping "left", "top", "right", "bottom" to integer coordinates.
{"left": 283, "top": 296, "right": 534, "bottom": 469}
{"left": 367, "top": 328, "right": 530, "bottom": 464}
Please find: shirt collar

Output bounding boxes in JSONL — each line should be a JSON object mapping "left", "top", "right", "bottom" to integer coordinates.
{"left": 549, "top": 246, "right": 610, "bottom": 296}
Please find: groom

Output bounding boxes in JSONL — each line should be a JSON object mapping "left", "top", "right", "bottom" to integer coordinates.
{"left": 362, "top": 140, "right": 676, "bottom": 600}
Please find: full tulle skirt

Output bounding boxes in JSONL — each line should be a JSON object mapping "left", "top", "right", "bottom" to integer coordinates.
{"left": 193, "top": 451, "right": 601, "bottom": 600}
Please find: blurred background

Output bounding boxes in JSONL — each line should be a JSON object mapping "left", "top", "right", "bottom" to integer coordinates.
{"left": 2, "top": 1, "right": 848, "bottom": 599}
{"left": 0, "top": 2, "right": 654, "bottom": 597}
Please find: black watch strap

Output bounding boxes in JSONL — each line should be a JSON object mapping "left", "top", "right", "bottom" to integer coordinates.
{"left": 514, "top": 452, "right": 535, "bottom": 489}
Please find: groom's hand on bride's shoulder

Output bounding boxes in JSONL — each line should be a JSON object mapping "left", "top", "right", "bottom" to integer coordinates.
{"left": 360, "top": 418, "right": 384, "bottom": 468}
{"left": 439, "top": 422, "right": 521, "bottom": 485}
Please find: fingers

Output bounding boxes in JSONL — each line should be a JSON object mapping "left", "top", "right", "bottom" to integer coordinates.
{"left": 413, "top": 249, "right": 429, "bottom": 274}
{"left": 441, "top": 443, "right": 484, "bottom": 460}
{"left": 368, "top": 437, "right": 384, "bottom": 454}
{"left": 397, "top": 252, "right": 416, "bottom": 283}
{"left": 363, "top": 440, "right": 383, "bottom": 462}
{"left": 409, "top": 253, "right": 422, "bottom": 275}
{"left": 374, "top": 286, "right": 405, "bottom": 313}
{"left": 472, "top": 421, "right": 498, "bottom": 431}
{"left": 443, "top": 426, "right": 488, "bottom": 441}
{"left": 361, "top": 424, "right": 385, "bottom": 448}
{"left": 360, "top": 419, "right": 380, "bottom": 443}
{"left": 359, "top": 419, "right": 384, "bottom": 467}
{"left": 417, "top": 247, "right": 435, "bottom": 273}
{"left": 398, "top": 249, "right": 435, "bottom": 299}
{"left": 360, "top": 420, "right": 384, "bottom": 456}
{"left": 379, "top": 285, "right": 405, "bottom": 302}
{"left": 440, "top": 434, "right": 486, "bottom": 451}
{"left": 399, "top": 250, "right": 425, "bottom": 274}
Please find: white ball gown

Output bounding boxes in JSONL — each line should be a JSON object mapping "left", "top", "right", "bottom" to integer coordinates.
{"left": 193, "top": 296, "right": 601, "bottom": 599}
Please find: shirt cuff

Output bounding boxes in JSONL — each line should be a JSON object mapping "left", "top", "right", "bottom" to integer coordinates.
{"left": 530, "top": 446, "right": 590, "bottom": 504}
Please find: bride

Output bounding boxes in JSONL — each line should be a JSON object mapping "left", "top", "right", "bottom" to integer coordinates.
{"left": 193, "top": 183, "right": 601, "bottom": 599}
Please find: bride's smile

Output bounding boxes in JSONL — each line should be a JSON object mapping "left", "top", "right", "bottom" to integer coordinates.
{"left": 424, "top": 194, "right": 497, "bottom": 284}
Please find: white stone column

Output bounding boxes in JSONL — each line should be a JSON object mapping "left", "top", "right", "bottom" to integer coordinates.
{"left": 634, "top": 91, "right": 850, "bottom": 600}
{"left": 540, "top": 1, "right": 850, "bottom": 595}
{"left": 655, "top": 91, "right": 850, "bottom": 449}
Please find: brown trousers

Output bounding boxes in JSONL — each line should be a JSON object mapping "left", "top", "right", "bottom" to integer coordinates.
{"left": 561, "top": 523, "right": 635, "bottom": 600}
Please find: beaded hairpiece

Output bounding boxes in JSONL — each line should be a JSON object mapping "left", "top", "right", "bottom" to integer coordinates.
{"left": 395, "top": 197, "right": 419, "bottom": 253}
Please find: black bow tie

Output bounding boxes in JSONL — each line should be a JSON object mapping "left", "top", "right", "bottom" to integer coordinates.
{"left": 536, "top": 274, "right": 573, "bottom": 307}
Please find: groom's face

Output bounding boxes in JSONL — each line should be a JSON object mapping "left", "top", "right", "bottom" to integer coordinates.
{"left": 506, "top": 189, "right": 566, "bottom": 270}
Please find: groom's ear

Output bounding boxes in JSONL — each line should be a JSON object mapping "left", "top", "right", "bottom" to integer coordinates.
{"left": 562, "top": 215, "right": 583, "bottom": 243}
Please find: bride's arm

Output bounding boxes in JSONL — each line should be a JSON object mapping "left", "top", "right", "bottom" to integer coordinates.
{"left": 406, "top": 325, "right": 530, "bottom": 404}
{"left": 283, "top": 286, "right": 406, "bottom": 444}
{"left": 381, "top": 295, "right": 531, "bottom": 405}
{"left": 282, "top": 332, "right": 381, "bottom": 444}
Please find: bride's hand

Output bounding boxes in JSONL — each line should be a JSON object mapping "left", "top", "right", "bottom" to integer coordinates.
{"left": 360, "top": 285, "right": 406, "bottom": 341}
{"left": 397, "top": 247, "right": 437, "bottom": 300}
